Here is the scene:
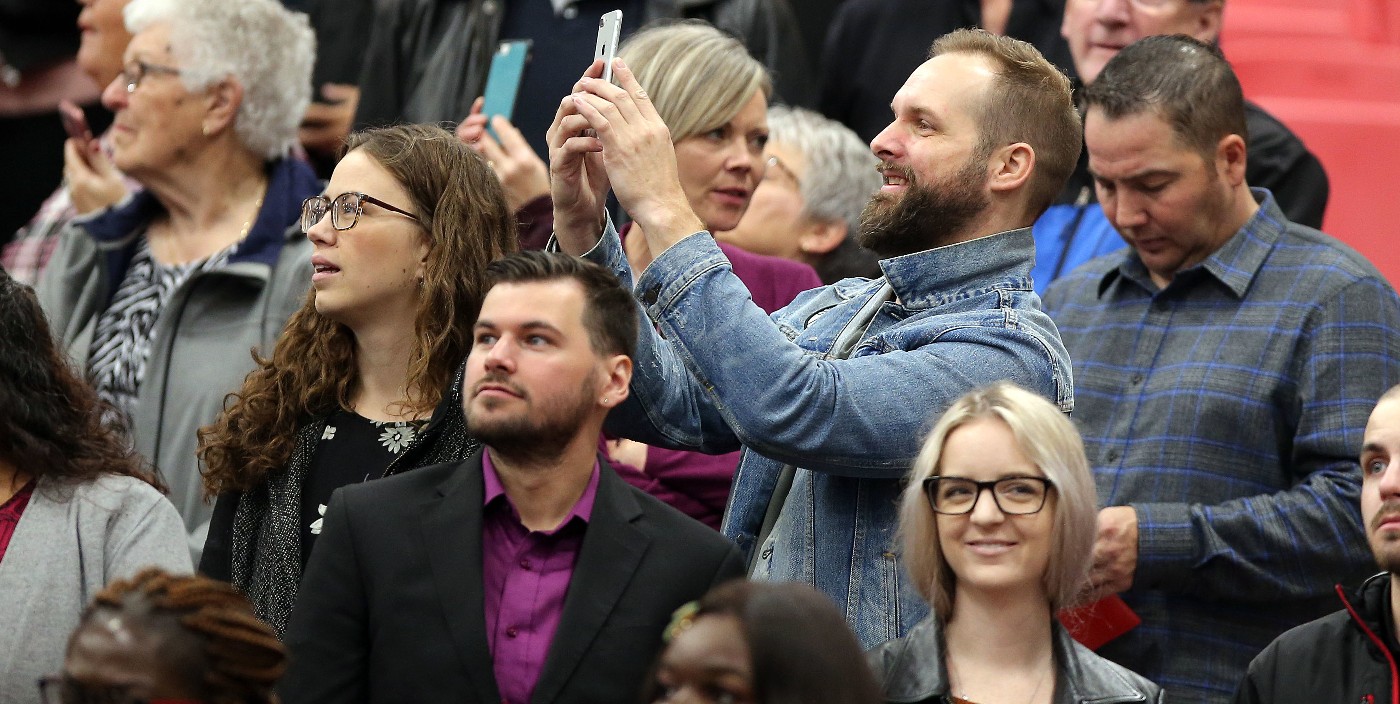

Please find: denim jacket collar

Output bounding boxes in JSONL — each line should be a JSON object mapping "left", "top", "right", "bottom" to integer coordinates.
{"left": 874, "top": 617, "right": 1153, "bottom": 704}
{"left": 879, "top": 227, "right": 1037, "bottom": 310}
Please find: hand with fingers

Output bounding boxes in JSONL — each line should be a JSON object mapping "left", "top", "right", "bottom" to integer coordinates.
{"left": 457, "top": 97, "right": 550, "bottom": 213}
{"left": 300, "top": 83, "right": 360, "bottom": 157}
{"left": 546, "top": 59, "right": 615, "bottom": 255}
{"left": 1081, "top": 505, "right": 1139, "bottom": 604}
{"left": 565, "top": 58, "right": 704, "bottom": 256}
{"left": 64, "top": 137, "right": 127, "bottom": 215}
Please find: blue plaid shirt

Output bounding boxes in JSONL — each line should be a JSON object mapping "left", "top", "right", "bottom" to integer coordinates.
{"left": 1043, "top": 190, "right": 1400, "bottom": 703}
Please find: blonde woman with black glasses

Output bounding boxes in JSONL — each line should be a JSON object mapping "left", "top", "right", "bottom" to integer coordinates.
{"left": 869, "top": 382, "right": 1162, "bottom": 704}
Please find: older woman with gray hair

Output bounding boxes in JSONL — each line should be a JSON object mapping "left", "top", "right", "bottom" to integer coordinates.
{"left": 717, "top": 105, "right": 883, "bottom": 284}
{"left": 36, "top": 0, "right": 321, "bottom": 561}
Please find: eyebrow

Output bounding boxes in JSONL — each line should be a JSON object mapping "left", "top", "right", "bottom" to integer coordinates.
{"left": 1088, "top": 167, "right": 1176, "bottom": 183}
{"left": 473, "top": 320, "right": 563, "bottom": 335}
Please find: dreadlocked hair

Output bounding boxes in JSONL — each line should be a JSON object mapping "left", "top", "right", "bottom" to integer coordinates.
{"left": 87, "top": 568, "right": 285, "bottom": 703}
{"left": 198, "top": 123, "right": 516, "bottom": 496}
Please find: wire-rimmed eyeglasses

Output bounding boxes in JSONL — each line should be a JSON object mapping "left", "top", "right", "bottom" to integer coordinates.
{"left": 301, "top": 192, "right": 421, "bottom": 233}
{"left": 922, "top": 475, "right": 1052, "bottom": 515}
{"left": 119, "top": 60, "right": 181, "bottom": 94}
{"left": 762, "top": 155, "right": 801, "bottom": 188}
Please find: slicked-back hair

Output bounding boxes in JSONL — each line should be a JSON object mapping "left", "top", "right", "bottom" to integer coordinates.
{"left": 900, "top": 382, "right": 1098, "bottom": 619}
{"left": 618, "top": 20, "right": 772, "bottom": 143}
{"left": 80, "top": 568, "right": 285, "bottom": 704}
{"left": 484, "top": 252, "right": 638, "bottom": 360}
{"left": 1082, "top": 34, "right": 1247, "bottom": 160}
{"left": 930, "top": 29, "right": 1081, "bottom": 217}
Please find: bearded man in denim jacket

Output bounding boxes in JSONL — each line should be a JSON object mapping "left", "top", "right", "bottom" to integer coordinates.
{"left": 547, "top": 28, "right": 1081, "bottom": 647}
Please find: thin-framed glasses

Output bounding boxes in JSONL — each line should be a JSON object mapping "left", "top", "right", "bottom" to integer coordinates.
{"left": 120, "top": 60, "right": 181, "bottom": 94}
{"left": 922, "top": 475, "right": 1052, "bottom": 515}
{"left": 37, "top": 675, "right": 202, "bottom": 704}
{"left": 762, "top": 155, "right": 801, "bottom": 188}
{"left": 301, "top": 192, "right": 421, "bottom": 233}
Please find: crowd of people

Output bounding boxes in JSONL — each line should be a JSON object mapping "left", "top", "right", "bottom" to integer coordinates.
{"left": 2, "top": 0, "right": 1396, "bottom": 703}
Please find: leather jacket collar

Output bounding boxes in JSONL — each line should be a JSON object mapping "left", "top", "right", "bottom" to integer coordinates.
{"left": 869, "top": 616, "right": 1158, "bottom": 704}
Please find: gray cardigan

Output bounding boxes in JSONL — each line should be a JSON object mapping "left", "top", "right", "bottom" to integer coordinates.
{"left": 0, "top": 475, "right": 191, "bottom": 703}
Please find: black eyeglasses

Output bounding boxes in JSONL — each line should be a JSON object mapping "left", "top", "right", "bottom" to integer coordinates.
{"left": 301, "top": 192, "right": 420, "bottom": 233}
{"left": 922, "top": 475, "right": 1052, "bottom": 515}
{"left": 37, "top": 675, "right": 202, "bottom": 704}
{"left": 120, "top": 60, "right": 181, "bottom": 94}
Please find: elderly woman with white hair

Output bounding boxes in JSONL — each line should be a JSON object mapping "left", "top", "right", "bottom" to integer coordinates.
{"left": 868, "top": 382, "right": 1163, "bottom": 704}
{"left": 716, "top": 105, "right": 883, "bottom": 284}
{"left": 36, "top": 0, "right": 320, "bottom": 561}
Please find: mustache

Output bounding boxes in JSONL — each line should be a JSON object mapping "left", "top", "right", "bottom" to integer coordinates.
{"left": 1372, "top": 502, "right": 1400, "bottom": 531}
{"left": 877, "top": 161, "right": 917, "bottom": 186}
{"left": 471, "top": 373, "right": 526, "bottom": 399}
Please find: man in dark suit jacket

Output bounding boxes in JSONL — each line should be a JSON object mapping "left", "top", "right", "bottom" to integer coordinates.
{"left": 280, "top": 252, "right": 746, "bottom": 704}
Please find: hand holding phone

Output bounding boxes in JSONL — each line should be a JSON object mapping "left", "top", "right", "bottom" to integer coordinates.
{"left": 58, "top": 99, "right": 93, "bottom": 151}
{"left": 481, "top": 40, "right": 532, "bottom": 141}
{"left": 594, "top": 10, "right": 622, "bottom": 84}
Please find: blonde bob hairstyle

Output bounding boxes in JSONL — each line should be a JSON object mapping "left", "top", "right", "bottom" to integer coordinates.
{"left": 899, "top": 382, "right": 1097, "bottom": 620}
{"left": 617, "top": 20, "right": 772, "bottom": 143}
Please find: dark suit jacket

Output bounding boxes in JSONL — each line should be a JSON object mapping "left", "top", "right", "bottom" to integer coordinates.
{"left": 279, "top": 449, "right": 747, "bottom": 704}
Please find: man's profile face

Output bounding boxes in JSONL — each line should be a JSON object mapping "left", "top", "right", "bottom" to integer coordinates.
{"left": 1362, "top": 396, "right": 1400, "bottom": 573}
{"left": 860, "top": 52, "right": 994, "bottom": 257}
{"left": 1061, "top": 0, "right": 1222, "bottom": 85}
{"left": 464, "top": 280, "right": 610, "bottom": 456}
{"left": 1084, "top": 107, "right": 1233, "bottom": 289}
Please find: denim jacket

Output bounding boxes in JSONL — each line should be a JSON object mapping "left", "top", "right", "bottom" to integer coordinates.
{"left": 583, "top": 220, "right": 1072, "bottom": 647}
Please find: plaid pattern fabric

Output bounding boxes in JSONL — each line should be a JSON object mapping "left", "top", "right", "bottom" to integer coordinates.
{"left": 1043, "top": 190, "right": 1400, "bottom": 703}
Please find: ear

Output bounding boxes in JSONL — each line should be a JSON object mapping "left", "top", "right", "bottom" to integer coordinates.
{"left": 797, "top": 219, "right": 848, "bottom": 257}
{"left": 1191, "top": 0, "right": 1225, "bottom": 43}
{"left": 202, "top": 78, "right": 244, "bottom": 138}
{"left": 986, "top": 142, "right": 1035, "bottom": 196}
{"left": 598, "top": 354, "right": 632, "bottom": 408}
{"left": 1215, "top": 133, "right": 1247, "bottom": 187}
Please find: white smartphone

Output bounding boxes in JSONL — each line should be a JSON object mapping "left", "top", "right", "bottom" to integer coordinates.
{"left": 594, "top": 10, "right": 623, "bottom": 84}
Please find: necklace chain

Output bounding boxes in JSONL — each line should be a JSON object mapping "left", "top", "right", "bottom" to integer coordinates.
{"left": 945, "top": 652, "right": 1052, "bottom": 704}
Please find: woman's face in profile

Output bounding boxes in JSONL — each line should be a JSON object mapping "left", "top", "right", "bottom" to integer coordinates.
{"left": 672, "top": 90, "right": 769, "bottom": 235}
{"left": 933, "top": 416, "right": 1056, "bottom": 603}
{"left": 651, "top": 614, "right": 755, "bottom": 704}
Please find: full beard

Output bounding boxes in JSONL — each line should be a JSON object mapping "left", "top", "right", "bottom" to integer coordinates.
{"left": 856, "top": 157, "right": 989, "bottom": 259}
{"left": 466, "top": 374, "right": 599, "bottom": 466}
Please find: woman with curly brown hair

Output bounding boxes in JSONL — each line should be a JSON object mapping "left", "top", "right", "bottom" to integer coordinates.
{"left": 0, "top": 270, "right": 190, "bottom": 701}
{"left": 197, "top": 123, "right": 517, "bottom": 635}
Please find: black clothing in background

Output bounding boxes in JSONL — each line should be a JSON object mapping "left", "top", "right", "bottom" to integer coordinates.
{"left": 819, "top": 0, "right": 1075, "bottom": 145}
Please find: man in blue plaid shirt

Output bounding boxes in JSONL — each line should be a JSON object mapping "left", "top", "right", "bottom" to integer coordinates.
{"left": 1043, "top": 36, "right": 1400, "bottom": 703}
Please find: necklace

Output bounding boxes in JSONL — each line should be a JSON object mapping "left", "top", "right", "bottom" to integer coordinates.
{"left": 944, "top": 653, "right": 1052, "bottom": 704}
{"left": 237, "top": 192, "right": 265, "bottom": 241}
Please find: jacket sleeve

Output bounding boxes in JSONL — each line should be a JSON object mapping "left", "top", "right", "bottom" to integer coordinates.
{"left": 280, "top": 489, "right": 369, "bottom": 704}
{"left": 587, "top": 222, "right": 1066, "bottom": 479}
{"left": 104, "top": 481, "right": 194, "bottom": 580}
{"left": 1131, "top": 276, "right": 1400, "bottom": 601}
{"left": 198, "top": 490, "right": 239, "bottom": 581}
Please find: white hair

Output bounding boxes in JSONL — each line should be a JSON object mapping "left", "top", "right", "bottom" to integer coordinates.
{"left": 125, "top": 0, "right": 314, "bottom": 160}
{"left": 765, "top": 106, "right": 879, "bottom": 234}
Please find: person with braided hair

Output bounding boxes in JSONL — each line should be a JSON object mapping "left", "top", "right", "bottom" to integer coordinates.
{"left": 39, "top": 567, "right": 283, "bottom": 704}
{"left": 0, "top": 270, "right": 190, "bottom": 701}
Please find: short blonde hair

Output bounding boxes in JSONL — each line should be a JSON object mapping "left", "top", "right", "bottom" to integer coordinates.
{"left": 899, "top": 382, "right": 1097, "bottom": 619}
{"left": 618, "top": 21, "right": 771, "bottom": 142}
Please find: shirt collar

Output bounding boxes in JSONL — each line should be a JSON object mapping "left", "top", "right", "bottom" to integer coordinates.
{"left": 482, "top": 449, "right": 600, "bottom": 531}
{"left": 1097, "top": 188, "right": 1285, "bottom": 299}
{"left": 877, "top": 227, "right": 1037, "bottom": 309}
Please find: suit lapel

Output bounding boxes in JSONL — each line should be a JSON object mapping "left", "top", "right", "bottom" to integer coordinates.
{"left": 531, "top": 463, "right": 648, "bottom": 704}
{"left": 419, "top": 449, "right": 500, "bottom": 703}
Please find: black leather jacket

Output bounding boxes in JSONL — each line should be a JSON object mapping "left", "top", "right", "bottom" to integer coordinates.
{"left": 868, "top": 616, "right": 1163, "bottom": 704}
{"left": 353, "top": 0, "right": 814, "bottom": 133}
{"left": 1235, "top": 574, "right": 1398, "bottom": 704}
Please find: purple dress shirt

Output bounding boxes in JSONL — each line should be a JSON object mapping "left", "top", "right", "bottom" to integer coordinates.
{"left": 481, "top": 452, "right": 600, "bottom": 704}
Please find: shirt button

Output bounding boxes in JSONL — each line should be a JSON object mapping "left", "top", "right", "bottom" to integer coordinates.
{"left": 482, "top": 0, "right": 498, "bottom": 14}
{"left": 562, "top": 5, "right": 578, "bottom": 18}
{"left": 519, "top": 558, "right": 532, "bottom": 570}
{"left": 1131, "top": 373, "right": 1145, "bottom": 385}
{"left": 1107, "top": 450, "right": 1121, "bottom": 462}
{"left": 506, "top": 627, "right": 519, "bottom": 638}
{"left": 641, "top": 285, "right": 661, "bottom": 306}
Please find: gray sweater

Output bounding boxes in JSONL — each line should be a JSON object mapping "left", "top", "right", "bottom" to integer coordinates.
{"left": 0, "top": 475, "right": 191, "bottom": 703}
